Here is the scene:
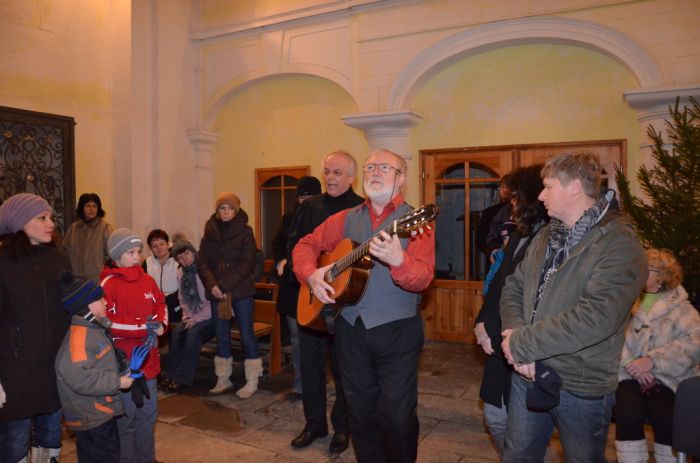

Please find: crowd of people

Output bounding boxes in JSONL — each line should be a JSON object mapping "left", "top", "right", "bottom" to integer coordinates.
{"left": 0, "top": 149, "right": 698, "bottom": 463}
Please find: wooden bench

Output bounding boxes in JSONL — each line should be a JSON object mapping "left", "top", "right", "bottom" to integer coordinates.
{"left": 232, "top": 282, "right": 282, "bottom": 376}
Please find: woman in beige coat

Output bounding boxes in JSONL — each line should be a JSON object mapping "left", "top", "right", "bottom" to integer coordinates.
{"left": 63, "top": 193, "right": 113, "bottom": 282}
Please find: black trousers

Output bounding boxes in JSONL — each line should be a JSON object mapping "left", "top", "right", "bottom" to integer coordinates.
{"left": 615, "top": 379, "right": 675, "bottom": 445}
{"left": 298, "top": 324, "right": 349, "bottom": 435}
{"left": 75, "top": 418, "right": 120, "bottom": 463}
{"left": 335, "top": 315, "right": 424, "bottom": 463}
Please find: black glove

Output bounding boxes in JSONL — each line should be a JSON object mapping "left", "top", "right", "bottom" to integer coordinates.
{"left": 131, "top": 375, "right": 150, "bottom": 408}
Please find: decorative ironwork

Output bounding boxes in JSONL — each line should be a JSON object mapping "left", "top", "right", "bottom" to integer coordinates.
{"left": 0, "top": 107, "right": 75, "bottom": 235}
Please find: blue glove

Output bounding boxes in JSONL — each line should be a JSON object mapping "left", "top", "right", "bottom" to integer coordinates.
{"left": 129, "top": 344, "right": 150, "bottom": 379}
{"left": 483, "top": 248, "right": 504, "bottom": 296}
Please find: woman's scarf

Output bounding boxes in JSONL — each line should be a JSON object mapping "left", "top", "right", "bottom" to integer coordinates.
{"left": 180, "top": 263, "right": 202, "bottom": 314}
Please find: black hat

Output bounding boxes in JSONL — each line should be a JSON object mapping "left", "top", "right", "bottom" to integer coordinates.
{"left": 59, "top": 272, "right": 104, "bottom": 317}
{"left": 526, "top": 362, "right": 562, "bottom": 411}
{"left": 297, "top": 176, "right": 322, "bottom": 197}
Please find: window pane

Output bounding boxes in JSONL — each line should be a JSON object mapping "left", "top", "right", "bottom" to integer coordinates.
{"left": 469, "top": 162, "right": 498, "bottom": 179}
{"left": 262, "top": 189, "right": 282, "bottom": 258}
{"left": 438, "top": 164, "right": 465, "bottom": 180}
{"left": 263, "top": 176, "right": 282, "bottom": 187}
{"left": 284, "top": 188, "right": 296, "bottom": 215}
{"left": 435, "top": 182, "right": 465, "bottom": 280}
{"left": 284, "top": 175, "right": 299, "bottom": 187}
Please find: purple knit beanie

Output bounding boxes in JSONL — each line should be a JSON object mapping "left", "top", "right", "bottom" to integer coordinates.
{"left": 0, "top": 193, "right": 52, "bottom": 235}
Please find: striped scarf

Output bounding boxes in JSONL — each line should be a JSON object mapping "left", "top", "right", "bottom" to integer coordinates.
{"left": 531, "top": 189, "right": 615, "bottom": 323}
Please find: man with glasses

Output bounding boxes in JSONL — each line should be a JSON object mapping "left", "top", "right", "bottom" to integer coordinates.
{"left": 286, "top": 150, "right": 363, "bottom": 455}
{"left": 293, "top": 149, "right": 435, "bottom": 462}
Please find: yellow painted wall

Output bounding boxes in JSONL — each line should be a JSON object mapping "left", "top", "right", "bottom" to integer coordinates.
{"left": 0, "top": 0, "right": 127, "bottom": 223}
{"left": 411, "top": 43, "right": 641, "bottom": 174}
{"left": 211, "top": 74, "right": 368, "bottom": 219}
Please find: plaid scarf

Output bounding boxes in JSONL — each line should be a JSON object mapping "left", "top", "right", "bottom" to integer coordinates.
{"left": 531, "top": 189, "right": 615, "bottom": 323}
{"left": 180, "top": 263, "right": 202, "bottom": 314}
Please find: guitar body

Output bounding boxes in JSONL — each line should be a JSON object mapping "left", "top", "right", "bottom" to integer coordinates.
{"left": 297, "top": 238, "right": 372, "bottom": 331}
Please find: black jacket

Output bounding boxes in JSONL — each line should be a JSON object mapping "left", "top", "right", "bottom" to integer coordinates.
{"left": 0, "top": 239, "right": 72, "bottom": 422}
{"left": 475, "top": 227, "right": 540, "bottom": 407}
{"left": 197, "top": 208, "right": 257, "bottom": 301}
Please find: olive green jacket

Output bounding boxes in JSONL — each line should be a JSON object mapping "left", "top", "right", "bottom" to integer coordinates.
{"left": 501, "top": 211, "right": 647, "bottom": 395}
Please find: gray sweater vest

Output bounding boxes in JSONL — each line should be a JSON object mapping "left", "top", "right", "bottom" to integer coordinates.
{"left": 340, "top": 203, "right": 420, "bottom": 329}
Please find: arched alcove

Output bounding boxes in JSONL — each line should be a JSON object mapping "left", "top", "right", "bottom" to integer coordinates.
{"left": 388, "top": 17, "right": 663, "bottom": 111}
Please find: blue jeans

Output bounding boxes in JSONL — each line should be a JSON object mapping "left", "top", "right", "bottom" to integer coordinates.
{"left": 214, "top": 297, "right": 260, "bottom": 359}
{"left": 483, "top": 400, "right": 507, "bottom": 456}
{"left": 117, "top": 378, "right": 158, "bottom": 463}
{"left": 0, "top": 408, "right": 63, "bottom": 462}
{"left": 503, "top": 374, "right": 614, "bottom": 463}
{"left": 286, "top": 315, "right": 302, "bottom": 393}
{"left": 167, "top": 316, "right": 216, "bottom": 385}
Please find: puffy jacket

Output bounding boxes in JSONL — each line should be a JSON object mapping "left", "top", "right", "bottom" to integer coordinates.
{"left": 0, "top": 242, "right": 71, "bottom": 422}
{"left": 100, "top": 264, "right": 166, "bottom": 380}
{"left": 619, "top": 285, "right": 700, "bottom": 392}
{"left": 55, "top": 316, "right": 124, "bottom": 430}
{"left": 501, "top": 211, "right": 647, "bottom": 395}
{"left": 197, "top": 208, "right": 256, "bottom": 301}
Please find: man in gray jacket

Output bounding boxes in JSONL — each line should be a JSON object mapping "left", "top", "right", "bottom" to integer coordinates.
{"left": 500, "top": 152, "right": 647, "bottom": 463}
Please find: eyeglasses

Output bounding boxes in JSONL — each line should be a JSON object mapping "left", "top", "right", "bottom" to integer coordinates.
{"left": 363, "top": 163, "right": 401, "bottom": 174}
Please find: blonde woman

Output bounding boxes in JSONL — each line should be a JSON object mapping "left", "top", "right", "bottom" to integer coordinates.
{"left": 615, "top": 249, "right": 700, "bottom": 463}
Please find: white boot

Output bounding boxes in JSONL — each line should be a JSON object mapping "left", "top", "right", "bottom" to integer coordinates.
{"left": 236, "top": 357, "right": 263, "bottom": 399}
{"left": 653, "top": 443, "right": 675, "bottom": 463}
{"left": 30, "top": 446, "right": 61, "bottom": 463}
{"left": 209, "top": 355, "right": 234, "bottom": 394}
{"left": 615, "top": 439, "right": 648, "bottom": 463}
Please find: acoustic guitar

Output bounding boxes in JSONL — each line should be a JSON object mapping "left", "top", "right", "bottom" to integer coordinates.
{"left": 297, "top": 204, "right": 439, "bottom": 331}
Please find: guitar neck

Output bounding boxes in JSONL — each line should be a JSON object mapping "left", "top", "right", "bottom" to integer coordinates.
{"left": 329, "top": 221, "right": 399, "bottom": 278}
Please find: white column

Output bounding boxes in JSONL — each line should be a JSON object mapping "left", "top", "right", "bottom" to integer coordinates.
{"left": 187, "top": 130, "right": 219, "bottom": 242}
{"left": 624, "top": 84, "right": 700, "bottom": 167}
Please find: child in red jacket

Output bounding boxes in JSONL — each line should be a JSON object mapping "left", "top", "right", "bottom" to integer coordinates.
{"left": 100, "top": 228, "right": 166, "bottom": 463}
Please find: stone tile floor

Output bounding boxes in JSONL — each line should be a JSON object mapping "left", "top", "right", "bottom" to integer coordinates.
{"left": 60, "top": 341, "right": 624, "bottom": 462}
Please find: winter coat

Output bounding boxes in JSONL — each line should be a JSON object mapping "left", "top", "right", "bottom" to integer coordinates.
{"left": 197, "top": 208, "right": 256, "bottom": 302}
{"left": 475, "top": 227, "right": 542, "bottom": 407}
{"left": 501, "top": 210, "right": 647, "bottom": 395}
{"left": 0, "top": 242, "right": 71, "bottom": 422}
{"left": 63, "top": 218, "right": 112, "bottom": 282}
{"left": 272, "top": 210, "right": 299, "bottom": 317}
{"left": 100, "top": 264, "right": 166, "bottom": 380}
{"left": 55, "top": 316, "right": 124, "bottom": 431}
{"left": 618, "top": 285, "right": 700, "bottom": 392}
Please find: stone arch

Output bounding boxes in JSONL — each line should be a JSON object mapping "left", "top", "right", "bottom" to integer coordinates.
{"left": 387, "top": 17, "right": 663, "bottom": 111}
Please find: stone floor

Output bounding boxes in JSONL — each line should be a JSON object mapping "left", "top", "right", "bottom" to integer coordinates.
{"left": 59, "top": 340, "right": 623, "bottom": 462}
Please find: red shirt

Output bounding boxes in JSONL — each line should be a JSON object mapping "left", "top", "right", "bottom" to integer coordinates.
{"left": 293, "top": 195, "right": 434, "bottom": 292}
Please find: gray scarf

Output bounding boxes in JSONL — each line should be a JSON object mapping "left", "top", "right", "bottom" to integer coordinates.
{"left": 181, "top": 263, "right": 202, "bottom": 314}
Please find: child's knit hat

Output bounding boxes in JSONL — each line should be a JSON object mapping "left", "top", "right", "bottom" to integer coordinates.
{"left": 108, "top": 228, "right": 143, "bottom": 261}
{"left": 59, "top": 272, "right": 104, "bottom": 317}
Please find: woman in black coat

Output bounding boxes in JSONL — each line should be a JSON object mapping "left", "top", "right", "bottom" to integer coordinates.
{"left": 0, "top": 193, "right": 72, "bottom": 463}
{"left": 197, "top": 192, "right": 260, "bottom": 398}
{"left": 474, "top": 165, "right": 548, "bottom": 457}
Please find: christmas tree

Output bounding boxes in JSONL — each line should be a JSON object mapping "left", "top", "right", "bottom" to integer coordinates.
{"left": 616, "top": 97, "right": 700, "bottom": 307}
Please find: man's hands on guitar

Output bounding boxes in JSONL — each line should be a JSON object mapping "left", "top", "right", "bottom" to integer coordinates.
{"left": 369, "top": 231, "right": 404, "bottom": 267}
{"left": 307, "top": 263, "right": 336, "bottom": 304}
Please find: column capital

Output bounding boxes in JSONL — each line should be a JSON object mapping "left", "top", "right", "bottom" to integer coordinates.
{"left": 342, "top": 110, "right": 422, "bottom": 159}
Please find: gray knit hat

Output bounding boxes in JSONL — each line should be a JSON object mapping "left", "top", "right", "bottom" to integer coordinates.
{"left": 171, "top": 238, "right": 196, "bottom": 258}
{"left": 0, "top": 193, "right": 52, "bottom": 234}
{"left": 107, "top": 228, "right": 143, "bottom": 261}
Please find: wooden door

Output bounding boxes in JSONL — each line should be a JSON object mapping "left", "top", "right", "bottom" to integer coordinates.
{"left": 420, "top": 140, "right": 625, "bottom": 344}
